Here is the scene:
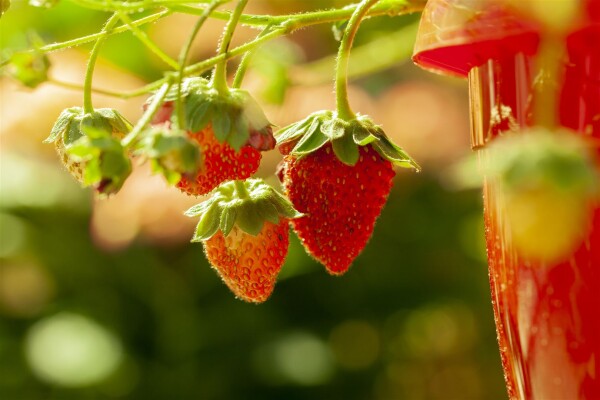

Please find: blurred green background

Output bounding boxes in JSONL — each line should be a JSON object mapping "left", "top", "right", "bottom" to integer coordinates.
{"left": 1, "top": 1, "right": 506, "bottom": 399}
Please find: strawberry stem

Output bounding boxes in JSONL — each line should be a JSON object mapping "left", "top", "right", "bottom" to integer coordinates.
{"left": 211, "top": 0, "right": 248, "bottom": 94}
{"left": 83, "top": 12, "right": 121, "bottom": 114}
{"left": 334, "top": 0, "right": 379, "bottom": 121}
{"left": 232, "top": 25, "right": 273, "bottom": 89}
{"left": 234, "top": 180, "right": 249, "bottom": 199}
{"left": 122, "top": 80, "right": 173, "bottom": 148}
{"left": 174, "top": 0, "right": 226, "bottom": 130}
{"left": 117, "top": 11, "right": 179, "bottom": 70}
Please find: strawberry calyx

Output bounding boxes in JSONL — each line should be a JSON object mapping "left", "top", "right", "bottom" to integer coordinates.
{"left": 45, "top": 107, "right": 133, "bottom": 195}
{"left": 148, "top": 78, "right": 274, "bottom": 152}
{"left": 185, "top": 178, "right": 301, "bottom": 241}
{"left": 136, "top": 125, "right": 201, "bottom": 185}
{"left": 275, "top": 110, "right": 420, "bottom": 170}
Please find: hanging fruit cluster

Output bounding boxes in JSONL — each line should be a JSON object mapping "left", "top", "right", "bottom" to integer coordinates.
{"left": 2, "top": 0, "right": 424, "bottom": 302}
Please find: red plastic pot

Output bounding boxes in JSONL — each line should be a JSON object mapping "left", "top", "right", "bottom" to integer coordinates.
{"left": 413, "top": 1, "right": 600, "bottom": 399}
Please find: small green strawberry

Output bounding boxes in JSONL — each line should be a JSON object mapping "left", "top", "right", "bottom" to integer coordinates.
{"left": 45, "top": 107, "right": 133, "bottom": 195}
{"left": 276, "top": 111, "right": 419, "bottom": 275}
{"left": 185, "top": 179, "right": 301, "bottom": 303}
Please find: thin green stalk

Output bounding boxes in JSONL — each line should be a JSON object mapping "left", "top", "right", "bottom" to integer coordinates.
{"left": 211, "top": 0, "right": 248, "bottom": 94}
{"left": 50, "top": 0, "right": 425, "bottom": 100}
{"left": 234, "top": 180, "right": 249, "bottom": 198}
{"left": 48, "top": 78, "right": 130, "bottom": 98}
{"left": 83, "top": 12, "right": 121, "bottom": 113}
{"left": 121, "top": 26, "right": 288, "bottom": 98}
{"left": 335, "top": 0, "right": 379, "bottom": 120}
{"left": 0, "top": 10, "right": 170, "bottom": 69}
{"left": 232, "top": 25, "right": 273, "bottom": 89}
{"left": 118, "top": 11, "right": 179, "bottom": 69}
{"left": 174, "top": 0, "right": 227, "bottom": 129}
{"left": 122, "top": 81, "right": 173, "bottom": 147}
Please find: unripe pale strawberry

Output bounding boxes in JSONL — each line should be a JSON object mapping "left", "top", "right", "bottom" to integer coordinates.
{"left": 186, "top": 179, "right": 301, "bottom": 303}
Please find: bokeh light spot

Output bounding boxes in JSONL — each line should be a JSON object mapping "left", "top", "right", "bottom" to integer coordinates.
{"left": 329, "top": 320, "right": 380, "bottom": 370}
{"left": 25, "top": 312, "right": 123, "bottom": 387}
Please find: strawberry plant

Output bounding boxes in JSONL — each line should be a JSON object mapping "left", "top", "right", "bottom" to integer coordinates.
{"left": 1, "top": 0, "right": 427, "bottom": 302}
{"left": 4, "top": 0, "right": 598, "bottom": 303}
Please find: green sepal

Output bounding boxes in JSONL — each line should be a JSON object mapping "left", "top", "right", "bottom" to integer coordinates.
{"left": 152, "top": 77, "right": 272, "bottom": 152}
{"left": 275, "top": 111, "right": 420, "bottom": 170}
{"left": 136, "top": 126, "right": 201, "bottom": 186}
{"left": 186, "top": 100, "right": 212, "bottom": 133}
{"left": 66, "top": 135, "right": 132, "bottom": 195}
{"left": 293, "top": 126, "right": 328, "bottom": 155}
{"left": 186, "top": 178, "right": 302, "bottom": 241}
{"left": 235, "top": 201, "right": 265, "bottom": 236}
{"left": 192, "top": 201, "right": 221, "bottom": 242}
{"left": 219, "top": 204, "right": 239, "bottom": 237}
{"left": 44, "top": 107, "right": 80, "bottom": 143}
{"left": 212, "top": 105, "right": 233, "bottom": 142}
{"left": 45, "top": 107, "right": 132, "bottom": 145}
{"left": 332, "top": 134, "right": 359, "bottom": 165}
{"left": 371, "top": 132, "right": 419, "bottom": 170}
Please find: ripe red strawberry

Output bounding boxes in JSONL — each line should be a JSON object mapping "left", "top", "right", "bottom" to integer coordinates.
{"left": 145, "top": 78, "right": 274, "bottom": 196}
{"left": 276, "top": 111, "right": 419, "bottom": 274}
{"left": 186, "top": 178, "right": 301, "bottom": 303}
{"left": 204, "top": 220, "right": 289, "bottom": 302}
{"left": 281, "top": 144, "right": 395, "bottom": 274}
{"left": 175, "top": 124, "right": 261, "bottom": 196}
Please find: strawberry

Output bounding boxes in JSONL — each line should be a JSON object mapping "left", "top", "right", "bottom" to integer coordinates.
{"left": 204, "top": 220, "right": 289, "bottom": 302}
{"left": 176, "top": 124, "right": 261, "bottom": 196}
{"left": 276, "top": 111, "right": 419, "bottom": 275}
{"left": 45, "top": 107, "right": 133, "bottom": 195}
{"left": 185, "top": 179, "right": 301, "bottom": 303}
{"left": 145, "top": 78, "right": 274, "bottom": 196}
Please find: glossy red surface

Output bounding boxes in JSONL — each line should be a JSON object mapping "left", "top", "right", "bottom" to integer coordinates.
{"left": 474, "top": 27, "right": 600, "bottom": 400}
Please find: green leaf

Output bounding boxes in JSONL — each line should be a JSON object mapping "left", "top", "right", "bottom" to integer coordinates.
{"left": 219, "top": 206, "right": 238, "bottom": 237}
{"left": 212, "top": 106, "right": 232, "bottom": 142}
{"left": 192, "top": 202, "right": 221, "bottom": 241}
{"left": 292, "top": 125, "right": 328, "bottom": 154}
{"left": 332, "top": 134, "right": 359, "bottom": 166}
